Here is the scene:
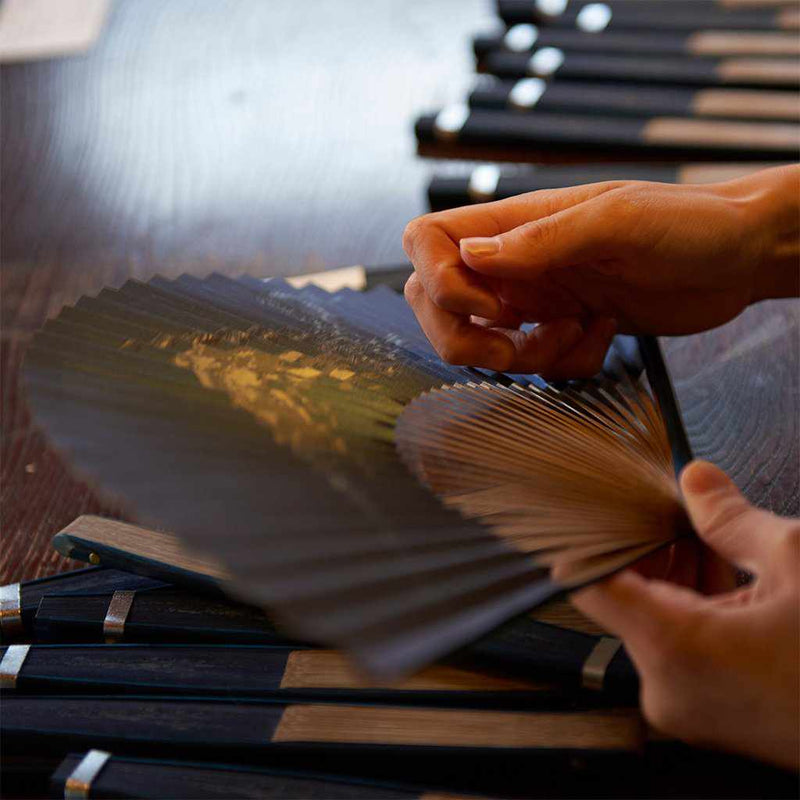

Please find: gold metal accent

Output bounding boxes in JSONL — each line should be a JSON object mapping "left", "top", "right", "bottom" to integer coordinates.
{"left": 88, "top": 552, "right": 101, "bottom": 565}
{"left": 0, "top": 643, "right": 30, "bottom": 689}
{"left": 102, "top": 590, "right": 136, "bottom": 642}
{"left": 582, "top": 637, "right": 622, "bottom": 691}
{"left": 64, "top": 749, "right": 112, "bottom": 799}
{"left": 0, "top": 583, "right": 24, "bottom": 638}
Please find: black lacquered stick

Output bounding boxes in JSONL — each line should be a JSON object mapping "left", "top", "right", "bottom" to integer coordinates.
{"left": 5, "top": 695, "right": 797, "bottom": 799}
{"left": 0, "top": 568, "right": 165, "bottom": 642}
{"left": 469, "top": 76, "right": 800, "bottom": 121}
{"left": 497, "top": 0, "right": 799, "bottom": 32}
{"left": 474, "top": 25, "right": 800, "bottom": 59}
{"left": 50, "top": 751, "right": 446, "bottom": 800}
{"left": 637, "top": 336, "right": 694, "bottom": 475}
{"left": 427, "top": 163, "right": 769, "bottom": 211}
{"left": 416, "top": 107, "right": 800, "bottom": 162}
{"left": 482, "top": 49, "right": 800, "bottom": 88}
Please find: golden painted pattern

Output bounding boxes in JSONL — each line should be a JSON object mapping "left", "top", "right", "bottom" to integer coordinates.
{"left": 154, "top": 330, "right": 407, "bottom": 470}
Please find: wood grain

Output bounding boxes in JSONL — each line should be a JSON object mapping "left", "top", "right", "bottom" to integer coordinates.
{"left": 663, "top": 301, "right": 799, "bottom": 518}
{"left": 691, "top": 89, "right": 800, "bottom": 121}
{"left": 718, "top": 58, "right": 800, "bottom": 84}
{"left": 280, "top": 650, "right": 546, "bottom": 691}
{"left": 644, "top": 118, "right": 800, "bottom": 150}
{"left": 56, "top": 515, "right": 230, "bottom": 581}
{"left": 689, "top": 31, "right": 800, "bottom": 56}
{"left": 272, "top": 705, "right": 643, "bottom": 749}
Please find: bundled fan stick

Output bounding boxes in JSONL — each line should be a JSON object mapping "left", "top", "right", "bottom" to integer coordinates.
{"left": 32, "top": 575, "right": 607, "bottom": 645}
{"left": 481, "top": 48, "right": 800, "bottom": 87}
{"left": 474, "top": 25, "right": 800, "bottom": 58}
{"left": 427, "top": 162, "right": 770, "bottom": 210}
{"left": 50, "top": 751, "right": 475, "bottom": 800}
{"left": 7, "top": 696, "right": 798, "bottom": 798}
{"left": 427, "top": 162, "right": 772, "bottom": 210}
{"left": 33, "top": 585, "right": 293, "bottom": 645}
{"left": 0, "top": 693, "right": 646, "bottom": 756}
{"left": 51, "top": 515, "right": 231, "bottom": 590}
{"left": 1, "top": 642, "right": 615, "bottom": 710}
{"left": 416, "top": 107, "right": 800, "bottom": 163}
{"left": 24, "top": 275, "right": 691, "bottom": 677}
{"left": 0, "top": 568, "right": 165, "bottom": 642}
{"left": 496, "top": 0, "right": 800, "bottom": 32}
{"left": 469, "top": 77, "right": 800, "bottom": 122}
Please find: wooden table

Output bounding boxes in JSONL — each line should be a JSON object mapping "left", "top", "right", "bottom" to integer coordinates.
{"left": 2, "top": 0, "right": 797, "bottom": 584}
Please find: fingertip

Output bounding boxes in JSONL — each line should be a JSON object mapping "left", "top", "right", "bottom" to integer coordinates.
{"left": 539, "top": 316, "right": 617, "bottom": 380}
{"left": 484, "top": 332, "right": 517, "bottom": 372}
{"left": 680, "top": 460, "right": 731, "bottom": 496}
{"left": 503, "top": 318, "right": 583, "bottom": 374}
{"left": 530, "top": 317, "right": 584, "bottom": 352}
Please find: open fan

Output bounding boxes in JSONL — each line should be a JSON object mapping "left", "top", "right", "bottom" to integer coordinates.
{"left": 24, "top": 273, "right": 692, "bottom": 676}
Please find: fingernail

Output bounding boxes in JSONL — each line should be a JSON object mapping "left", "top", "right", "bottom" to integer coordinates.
{"left": 460, "top": 237, "right": 501, "bottom": 257}
{"left": 681, "top": 461, "right": 729, "bottom": 494}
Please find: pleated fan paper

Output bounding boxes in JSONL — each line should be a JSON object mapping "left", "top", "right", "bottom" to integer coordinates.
{"left": 24, "top": 274, "right": 691, "bottom": 676}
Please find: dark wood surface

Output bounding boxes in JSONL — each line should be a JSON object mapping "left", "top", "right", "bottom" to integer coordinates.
{"left": 2, "top": 0, "right": 797, "bottom": 585}
{"left": 1, "top": 0, "right": 484, "bottom": 581}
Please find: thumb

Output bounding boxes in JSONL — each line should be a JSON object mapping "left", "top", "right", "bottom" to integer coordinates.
{"left": 459, "top": 200, "right": 610, "bottom": 279}
{"left": 571, "top": 570, "right": 702, "bottom": 651}
{"left": 680, "top": 460, "right": 779, "bottom": 572}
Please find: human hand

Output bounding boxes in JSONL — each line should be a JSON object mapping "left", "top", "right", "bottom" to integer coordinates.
{"left": 572, "top": 460, "right": 800, "bottom": 771}
{"left": 403, "top": 165, "right": 799, "bottom": 379}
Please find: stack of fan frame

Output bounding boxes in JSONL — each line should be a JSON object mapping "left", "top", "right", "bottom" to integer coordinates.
{"left": 418, "top": 0, "right": 800, "bottom": 205}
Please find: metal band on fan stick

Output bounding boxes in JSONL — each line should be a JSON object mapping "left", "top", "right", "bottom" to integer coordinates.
{"left": 0, "top": 582, "right": 23, "bottom": 638}
{"left": 64, "top": 749, "right": 112, "bottom": 800}
{"left": 0, "top": 644, "right": 30, "bottom": 689}
{"left": 102, "top": 590, "right": 136, "bottom": 642}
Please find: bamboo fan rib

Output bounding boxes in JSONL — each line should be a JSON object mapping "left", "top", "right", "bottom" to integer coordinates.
{"left": 24, "top": 274, "right": 687, "bottom": 678}
{"left": 396, "top": 378, "right": 693, "bottom": 587}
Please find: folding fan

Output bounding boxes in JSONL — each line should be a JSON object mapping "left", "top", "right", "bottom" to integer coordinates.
{"left": 24, "top": 274, "right": 692, "bottom": 677}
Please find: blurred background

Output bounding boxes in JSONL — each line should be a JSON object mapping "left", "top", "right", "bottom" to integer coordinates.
{"left": 2, "top": 0, "right": 488, "bottom": 274}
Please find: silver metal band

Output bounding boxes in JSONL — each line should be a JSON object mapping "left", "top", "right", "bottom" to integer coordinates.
{"left": 0, "top": 643, "right": 30, "bottom": 689}
{"left": 103, "top": 590, "right": 136, "bottom": 642}
{"left": 581, "top": 636, "right": 622, "bottom": 691}
{"left": 0, "top": 582, "right": 23, "bottom": 638}
{"left": 64, "top": 749, "right": 112, "bottom": 799}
